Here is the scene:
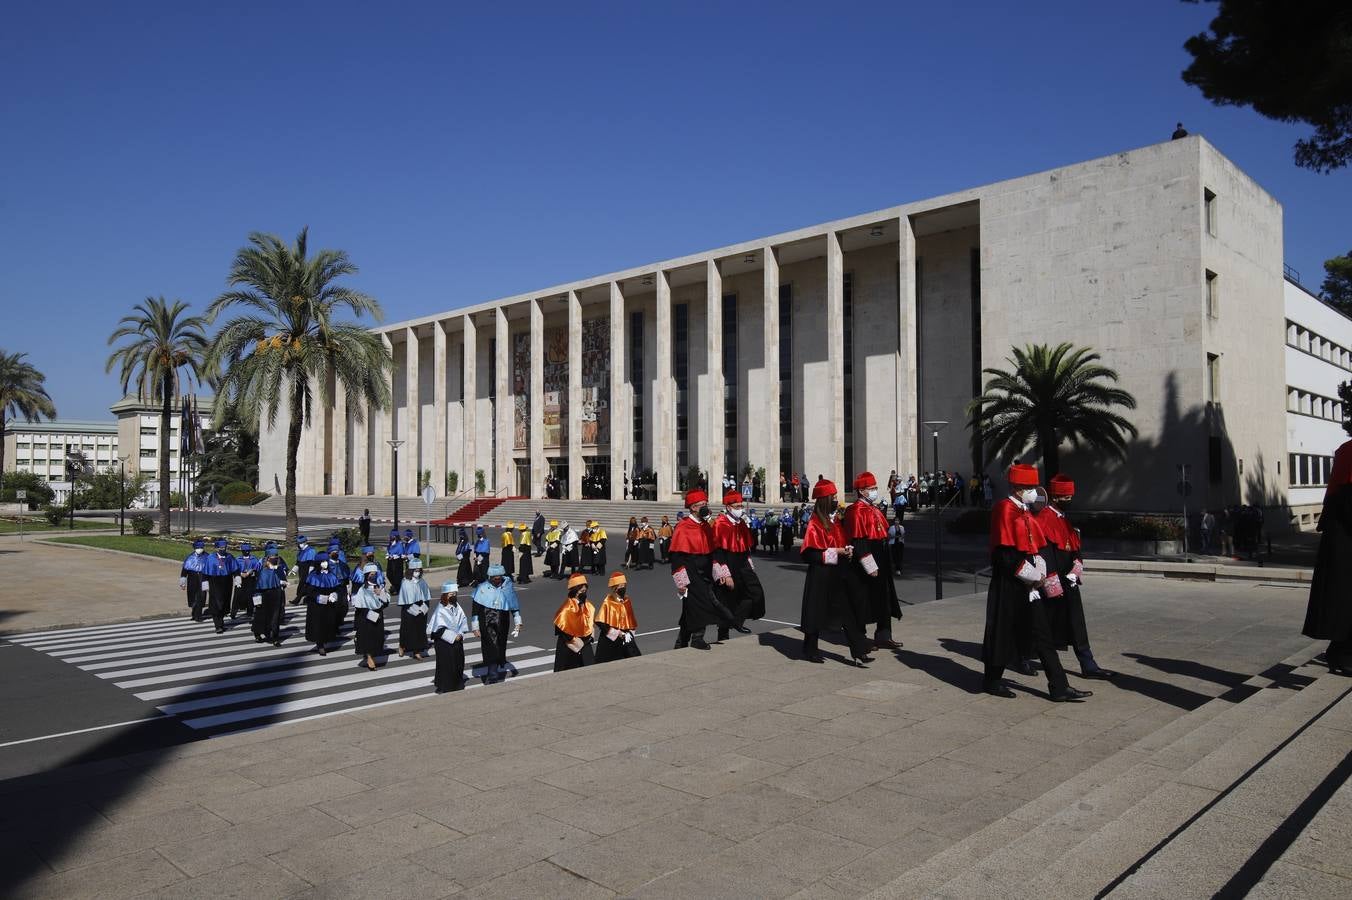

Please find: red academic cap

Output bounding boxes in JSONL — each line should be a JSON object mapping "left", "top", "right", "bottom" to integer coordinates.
{"left": 853, "top": 471, "right": 877, "bottom": 491}
{"left": 1007, "top": 464, "right": 1040, "bottom": 487}
{"left": 722, "top": 489, "right": 743, "bottom": 505}
{"left": 684, "top": 489, "right": 708, "bottom": 507}
{"left": 812, "top": 478, "right": 838, "bottom": 499}
{"left": 1049, "top": 474, "right": 1075, "bottom": 497}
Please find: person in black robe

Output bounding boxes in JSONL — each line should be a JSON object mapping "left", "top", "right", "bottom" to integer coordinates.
{"left": 624, "top": 517, "right": 639, "bottom": 568}
{"left": 844, "top": 473, "right": 902, "bottom": 650}
{"left": 1304, "top": 438, "right": 1352, "bottom": 675}
{"left": 981, "top": 464, "right": 1091, "bottom": 702}
{"left": 455, "top": 528, "right": 473, "bottom": 587}
{"left": 292, "top": 535, "right": 316, "bottom": 605}
{"left": 303, "top": 558, "right": 344, "bottom": 655}
{"left": 655, "top": 516, "right": 671, "bottom": 564}
{"left": 780, "top": 508, "right": 796, "bottom": 555}
{"left": 179, "top": 539, "right": 209, "bottom": 622}
{"left": 712, "top": 489, "right": 762, "bottom": 642}
{"left": 384, "top": 529, "right": 406, "bottom": 597}
{"left": 590, "top": 521, "right": 608, "bottom": 574}
{"left": 231, "top": 543, "right": 260, "bottom": 620}
{"left": 472, "top": 527, "right": 491, "bottom": 583}
{"left": 253, "top": 542, "right": 287, "bottom": 645}
{"left": 428, "top": 583, "right": 470, "bottom": 692}
{"left": 553, "top": 574, "right": 596, "bottom": 671}
{"left": 358, "top": 509, "right": 371, "bottom": 545}
{"left": 1036, "top": 476, "right": 1114, "bottom": 679}
{"left": 798, "top": 479, "right": 872, "bottom": 666}
{"left": 202, "top": 538, "right": 239, "bottom": 634}
{"left": 635, "top": 517, "right": 656, "bottom": 569}
{"left": 351, "top": 564, "right": 389, "bottom": 670}
{"left": 470, "top": 565, "right": 522, "bottom": 683}
{"left": 532, "top": 511, "right": 547, "bottom": 555}
{"left": 515, "top": 523, "right": 534, "bottom": 584}
{"left": 595, "top": 571, "right": 642, "bottom": 662}
{"left": 501, "top": 522, "right": 517, "bottom": 581}
{"left": 669, "top": 490, "right": 735, "bottom": 650}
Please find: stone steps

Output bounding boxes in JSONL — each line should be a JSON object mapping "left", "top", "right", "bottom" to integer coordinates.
{"left": 861, "top": 640, "right": 1341, "bottom": 898}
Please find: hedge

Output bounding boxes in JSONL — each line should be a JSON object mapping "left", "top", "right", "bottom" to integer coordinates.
{"left": 947, "top": 509, "right": 1183, "bottom": 541}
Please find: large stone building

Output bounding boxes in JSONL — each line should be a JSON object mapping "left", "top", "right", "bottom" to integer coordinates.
{"left": 260, "top": 135, "right": 1309, "bottom": 516}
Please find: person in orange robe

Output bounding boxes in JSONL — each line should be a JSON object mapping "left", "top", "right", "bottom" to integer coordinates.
{"left": 669, "top": 490, "right": 735, "bottom": 650}
{"left": 844, "top": 472, "right": 902, "bottom": 650}
{"left": 712, "top": 489, "right": 763, "bottom": 642}
{"left": 1036, "top": 474, "right": 1115, "bottom": 679}
{"left": 799, "top": 478, "right": 872, "bottom": 666}
{"left": 595, "top": 571, "right": 641, "bottom": 662}
{"left": 553, "top": 573, "right": 596, "bottom": 671}
{"left": 981, "top": 464, "right": 1091, "bottom": 701}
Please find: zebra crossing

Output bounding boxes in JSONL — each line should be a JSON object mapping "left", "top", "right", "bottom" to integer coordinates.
{"left": 5, "top": 611, "right": 556, "bottom": 737}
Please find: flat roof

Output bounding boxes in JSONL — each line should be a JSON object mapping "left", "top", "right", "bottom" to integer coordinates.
{"left": 8, "top": 420, "right": 118, "bottom": 434}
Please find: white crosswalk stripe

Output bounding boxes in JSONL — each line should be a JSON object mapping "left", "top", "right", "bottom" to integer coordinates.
{"left": 4, "top": 610, "right": 557, "bottom": 737}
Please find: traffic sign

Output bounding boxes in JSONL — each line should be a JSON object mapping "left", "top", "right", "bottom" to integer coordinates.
{"left": 421, "top": 485, "right": 436, "bottom": 506}
{"left": 15, "top": 490, "right": 26, "bottom": 500}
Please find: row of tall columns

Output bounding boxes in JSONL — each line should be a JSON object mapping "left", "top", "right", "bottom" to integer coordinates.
{"left": 323, "top": 220, "right": 922, "bottom": 500}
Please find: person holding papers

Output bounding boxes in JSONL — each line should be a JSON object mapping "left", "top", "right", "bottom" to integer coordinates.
{"left": 553, "top": 573, "right": 596, "bottom": 671}
{"left": 428, "top": 582, "right": 470, "bottom": 693}
{"left": 253, "top": 542, "right": 288, "bottom": 646}
{"left": 179, "top": 538, "right": 209, "bottom": 622}
{"left": 351, "top": 563, "right": 389, "bottom": 671}
{"left": 471, "top": 564, "right": 522, "bottom": 683}
{"left": 397, "top": 558, "right": 431, "bottom": 659}
{"left": 304, "top": 554, "right": 344, "bottom": 655}
{"left": 594, "top": 571, "right": 641, "bottom": 662}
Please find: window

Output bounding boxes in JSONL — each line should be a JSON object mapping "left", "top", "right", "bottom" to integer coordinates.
{"left": 779, "top": 284, "right": 793, "bottom": 479}
{"left": 1287, "top": 386, "right": 1347, "bottom": 423}
{"left": 140, "top": 427, "right": 156, "bottom": 437}
{"left": 722, "top": 293, "right": 738, "bottom": 477}
{"left": 1205, "top": 270, "right": 1218, "bottom": 318}
{"left": 1288, "top": 453, "right": 1336, "bottom": 487}
{"left": 15, "top": 458, "right": 28, "bottom": 466}
{"left": 1206, "top": 354, "right": 1220, "bottom": 403}
{"left": 674, "top": 303, "right": 689, "bottom": 477}
{"left": 1204, "top": 188, "right": 1217, "bottom": 236}
{"left": 140, "top": 449, "right": 156, "bottom": 458}
{"left": 629, "top": 310, "right": 644, "bottom": 471}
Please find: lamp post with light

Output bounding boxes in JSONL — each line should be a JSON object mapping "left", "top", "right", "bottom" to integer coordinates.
{"left": 922, "top": 421, "right": 948, "bottom": 600}
{"left": 387, "top": 439, "right": 404, "bottom": 532}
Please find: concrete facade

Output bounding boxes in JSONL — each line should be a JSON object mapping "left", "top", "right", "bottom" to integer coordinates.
{"left": 1283, "top": 277, "right": 1352, "bottom": 528}
{"left": 259, "top": 136, "right": 1305, "bottom": 516}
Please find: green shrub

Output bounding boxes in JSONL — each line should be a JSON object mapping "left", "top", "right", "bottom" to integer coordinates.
{"left": 245, "top": 491, "right": 270, "bottom": 505}
{"left": 474, "top": 469, "right": 486, "bottom": 495}
{"left": 43, "top": 504, "right": 68, "bottom": 526}
{"left": 217, "top": 480, "right": 254, "bottom": 503}
{"left": 130, "top": 513, "right": 154, "bottom": 535}
{"left": 446, "top": 470, "right": 459, "bottom": 495}
{"left": 169, "top": 491, "right": 186, "bottom": 508}
{"left": 1, "top": 471, "right": 56, "bottom": 509}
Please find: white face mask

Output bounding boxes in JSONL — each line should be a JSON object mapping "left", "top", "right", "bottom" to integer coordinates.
{"left": 194, "top": 548, "right": 204, "bottom": 555}
{"left": 319, "top": 561, "right": 329, "bottom": 570}
{"left": 1018, "top": 488, "right": 1038, "bottom": 505}
{"left": 866, "top": 489, "right": 879, "bottom": 502}
{"left": 728, "top": 508, "right": 744, "bottom": 520}
{"left": 828, "top": 510, "right": 839, "bottom": 522}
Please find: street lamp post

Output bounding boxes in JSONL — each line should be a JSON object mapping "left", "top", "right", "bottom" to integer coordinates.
{"left": 923, "top": 421, "right": 949, "bottom": 601}
{"left": 119, "top": 455, "right": 128, "bottom": 536}
{"left": 387, "top": 439, "right": 405, "bottom": 532}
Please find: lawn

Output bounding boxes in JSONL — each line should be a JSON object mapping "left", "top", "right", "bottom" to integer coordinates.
{"left": 0, "top": 517, "right": 113, "bottom": 533}
{"left": 47, "top": 534, "right": 455, "bottom": 569}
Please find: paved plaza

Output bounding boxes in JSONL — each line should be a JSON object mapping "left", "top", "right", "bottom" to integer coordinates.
{"left": 1, "top": 548, "right": 1348, "bottom": 897}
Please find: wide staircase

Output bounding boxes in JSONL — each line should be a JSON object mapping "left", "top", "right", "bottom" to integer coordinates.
{"left": 245, "top": 494, "right": 690, "bottom": 530}
{"left": 862, "top": 643, "right": 1352, "bottom": 898}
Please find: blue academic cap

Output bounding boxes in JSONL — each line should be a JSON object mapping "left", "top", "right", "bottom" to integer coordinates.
{"left": 403, "top": 528, "right": 414, "bottom": 537}
{"left": 297, "top": 534, "right": 308, "bottom": 543}
{"left": 213, "top": 538, "right": 227, "bottom": 549}
{"left": 440, "top": 581, "right": 457, "bottom": 595}
{"left": 361, "top": 545, "right": 374, "bottom": 554}
{"left": 192, "top": 539, "right": 205, "bottom": 549}
{"left": 389, "top": 528, "right": 399, "bottom": 537}
{"left": 240, "top": 543, "right": 252, "bottom": 553}
{"left": 487, "top": 563, "right": 506, "bottom": 577}
{"left": 264, "top": 541, "right": 278, "bottom": 552}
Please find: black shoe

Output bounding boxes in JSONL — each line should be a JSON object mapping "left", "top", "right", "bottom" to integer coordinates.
{"left": 690, "top": 636, "right": 711, "bottom": 650}
{"left": 1050, "top": 686, "right": 1093, "bottom": 702}
{"left": 851, "top": 657, "right": 870, "bottom": 668}
{"left": 855, "top": 654, "right": 875, "bottom": 664}
{"left": 215, "top": 627, "right": 225, "bottom": 634}
{"left": 1081, "top": 668, "right": 1117, "bottom": 680}
{"left": 734, "top": 625, "right": 752, "bottom": 635}
{"left": 1015, "top": 661, "right": 1037, "bottom": 676}
{"left": 804, "top": 654, "right": 826, "bottom": 664}
{"left": 984, "top": 682, "right": 1016, "bottom": 698}
{"left": 254, "top": 635, "right": 264, "bottom": 643}
{"left": 873, "top": 638, "right": 901, "bottom": 650}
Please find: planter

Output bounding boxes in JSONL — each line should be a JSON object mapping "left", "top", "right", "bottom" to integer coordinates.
{"left": 1086, "top": 538, "right": 1184, "bottom": 557}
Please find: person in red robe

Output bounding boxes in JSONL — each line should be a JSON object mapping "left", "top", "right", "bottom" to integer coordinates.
{"left": 1036, "top": 475, "right": 1115, "bottom": 679}
{"left": 1304, "top": 438, "right": 1352, "bottom": 675}
{"left": 799, "top": 478, "right": 872, "bottom": 666}
{"left": 712, "top": 489, "right": 764, "bottom": 642}
{"left": 670, "top": 489, "right": 735, "bottom": 650}
{"left": 981, "top": 464, "right": 1092, "bottom": 702}
{"left": 844, "top": 472, "right": 902, "bottom": 650}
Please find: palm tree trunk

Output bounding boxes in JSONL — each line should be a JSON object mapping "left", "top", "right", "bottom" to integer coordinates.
{"left": 0, "top": 417, "right": 7, "bottom": 481}
{"left": 284, "top": 379, "right": 304, "bottom": 540}
{"left": 1039, "top": 427, "right": 1060, "bottom": 484}
{"left": 159, "top": 381, "right": 172, "bottom": 535}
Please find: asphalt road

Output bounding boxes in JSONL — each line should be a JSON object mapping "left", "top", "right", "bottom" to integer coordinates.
{"left": 0, "top": 546, "right": 986, "bottom": 782}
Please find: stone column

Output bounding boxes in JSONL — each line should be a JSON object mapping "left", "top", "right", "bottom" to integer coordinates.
{"left": 897, "top": 216, "right": 919, "bottom": 474}
{"left": 404, "top": 327, "right": 420, "bottom": 497}
{"left": 432, "top": 320, "right": 447, "bottom": 498}
{"left": 608, "top": 281, "right": 628, "bottom": 500}
{"left": 704, "top": 258, "right": 724, "bottom": 492}
{"left": 762, "top": 247, "right": 781, "bottom": 499}
{"left": 530, "top": 298, "right": 545, "bottom": 499}
{"left": 352, "top": 398, "right": 369, "bottom": 496}
{"left": 332, "top": 380, "right": 347, "bottom": 494}
{"left": 567, "top": 290, "right": 583, "bottom": 499}
{"left": 826, "top": 230, "right": 845, "bottom": 483}
{"left": 375, "top": 333, "right": 392, "bottom": 495}
{"left": 306, "top": 373, "right": 326, "bottom": 495}
{"left": 495, "top": 306, "right": 511, "bottom": 494}
{"left": 462, "top": 315, "right": 477, "bottom": 494}
{"left": 654, "top": 271, "right": 674, "bottom": 496}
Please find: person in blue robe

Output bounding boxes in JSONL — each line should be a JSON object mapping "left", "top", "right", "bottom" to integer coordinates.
{"left": 232, "top": 543, "right": 262, "bottom": 620}
{"left": 471, "top": 564, "right": 522, "bottom": 683}
{"left": 253, "top": 542, "right": 289, "bottom": 645}
{"left": 455, "top": 528, "right": 473, "bottom": 587}
{"left": 292, "top": 535, "right": 317, "bottom": 606}
{"left": 179, "top": 539, "right": 209, "bottom": 622}
{"left": 427, "top": 582, "right": 470, "bottom": 693}
{"left": 397, "top": 558, "right": 431, "bottom": 658}
{"left": 202, "top": 538, "right": 240, "bottom": 634}
{"left": 472, "top": 527, "right": 491, "bottom": 583}
{"left": 304, "top": 556, "right": 344, "bottom": 654}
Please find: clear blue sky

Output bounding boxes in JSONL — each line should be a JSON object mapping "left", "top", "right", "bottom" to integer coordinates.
{"left": 3, "top": 0, "right": 1347, "bottom": 420}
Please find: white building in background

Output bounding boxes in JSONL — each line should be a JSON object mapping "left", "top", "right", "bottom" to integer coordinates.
{"left": 3, "top": 421, "right": 121, "bottom": 504}
{"left": 1284, "top": 276, "right": 1352, "bottom": 529}
{"left": 111, "top": 395, "right": 214, "bottom": 508}
{"left": 261, "top": 135, "right": 1296, "bottom": 518}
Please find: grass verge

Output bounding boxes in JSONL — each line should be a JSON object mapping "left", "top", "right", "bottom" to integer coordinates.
{"left": 46, "top": 534, "right": 454, "bottom": 569}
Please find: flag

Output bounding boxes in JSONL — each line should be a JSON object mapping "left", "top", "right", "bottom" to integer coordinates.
{"left": 192, "top": 394, "right": 205, "bottom": 457}
{"left": 180, "top": 396, "right": 192, "bottom": 455}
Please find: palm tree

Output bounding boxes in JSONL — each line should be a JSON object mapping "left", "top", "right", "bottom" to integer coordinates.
{"left": 0, "top": 350, "right": 57, "bottom": 475}
{"left": 106, "top": 298, "right": 209, "bottom": 535}
{"left": 206, "top": 227, "right": 391, "bottom": 539}
{"left": 968, "top": 342, "right": 1138, "bottom": 480}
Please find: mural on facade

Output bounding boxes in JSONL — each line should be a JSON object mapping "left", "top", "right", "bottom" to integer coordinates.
{"left": 512, "top": 332, "right": 529, "bottom": 450}
{"left": 511, "top": 321, "right": 611, "bottom": 449}
{"left": 581, "top": 317, "right": 609, "bottom": 445}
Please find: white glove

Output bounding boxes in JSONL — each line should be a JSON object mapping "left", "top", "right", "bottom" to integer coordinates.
{"left": 1066, "top": 573, "right": 1079, "bottom": 587}
{"left": 511, "top": 626, "right": 521, "bottom": 639}
{"left": 622, "top": 631, "right": 633, "bottom": 644}
{"left": 179, "top": 577, "right": 187, "bottom": 589}
{"left": 232, "top": 576, "right": 242, "bottom": 588}
{"left": 1028, "top": 589, "right": 1041, "bottom": 603}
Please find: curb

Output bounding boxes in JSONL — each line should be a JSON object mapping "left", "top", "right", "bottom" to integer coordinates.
{"left": 1085, "top": 559, "right": 1312, "bottom": 583}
